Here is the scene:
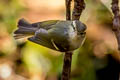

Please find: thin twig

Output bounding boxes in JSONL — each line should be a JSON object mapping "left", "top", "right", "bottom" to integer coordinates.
{"left": 65, "top": 0, "right": 72, "bottom": 20}
{"left": 72, "top": 0, "right": 85, "bottom": 20}
{"left": 61, "top": 51, "right": 73, "bottom": 80}
{"left": 61, "top": 0, "right": 72, "bottom": 80}
{"left": 111, "top": 0, "right": 120, "bottom": 50}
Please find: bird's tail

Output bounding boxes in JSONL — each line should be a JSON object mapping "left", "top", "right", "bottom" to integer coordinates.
{"left": 14, "top": 18, "right": 38, "bottom": 39}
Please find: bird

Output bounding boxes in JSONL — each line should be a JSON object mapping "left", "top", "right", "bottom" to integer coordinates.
{"left": 13, "top": 18, "right": 86, "bottom": 52}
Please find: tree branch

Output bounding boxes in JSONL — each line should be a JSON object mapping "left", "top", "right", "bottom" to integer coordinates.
{"left": 72, "top": 0, "right": 85, "bottom": 20}
{"left": 61, "top": 0, "right": 86, "bottom": 80}
{"left": 111, "top": 0, "right": 120, "bottom": 50}
{"left": 65, "top": 0, "right": 72, "bottom": 20}
{"left": 61, "top": 0, "right": 72, "bottom": 80}
{"left": 61, "top": 51, "right": 73, "bottom": 80}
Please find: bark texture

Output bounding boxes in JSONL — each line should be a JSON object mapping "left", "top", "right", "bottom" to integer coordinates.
{"left": 111, "top": 0, "right": 120, "bottom": 50}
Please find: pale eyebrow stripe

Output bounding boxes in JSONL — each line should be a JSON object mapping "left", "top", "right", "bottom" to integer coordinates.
{"left": 72, "top": 21, "right": 76, "bottom": 30}
{"left": 51, "top": 39, "right": 60, "bottom": 50}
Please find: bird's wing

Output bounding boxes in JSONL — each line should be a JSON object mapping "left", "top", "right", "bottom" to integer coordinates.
{"left": 32, "top": 20, "right": 60, "bottom": 30}
{"left": 28, "top": 29, "right": 59, "bottom": 51}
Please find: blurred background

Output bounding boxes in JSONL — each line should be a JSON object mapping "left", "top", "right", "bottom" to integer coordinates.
{"left": 0, "top": 0, "right": 120, "bottom": 80}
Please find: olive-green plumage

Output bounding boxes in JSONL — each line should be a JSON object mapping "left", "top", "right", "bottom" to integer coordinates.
{"left": 14, "top": 18, "right": 86, "bottom": 52}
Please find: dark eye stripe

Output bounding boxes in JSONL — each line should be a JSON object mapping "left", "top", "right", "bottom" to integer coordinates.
{"left": 80, "top": 32, "right": 86, "bottom": 35}
{"left": 80, "top": 32, "right": 86, "bottom": 37}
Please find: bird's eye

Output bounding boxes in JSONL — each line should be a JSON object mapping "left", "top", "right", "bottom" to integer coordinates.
{"left": 80, "top": 32, "right": 86, "bottom": 35}
{"left": 80, "top": 32, "right": 86, "bottom": 36}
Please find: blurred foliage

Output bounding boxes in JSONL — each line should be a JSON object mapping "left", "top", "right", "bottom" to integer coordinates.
{"left": 0, "top": 0, "right": 119, "bottom": 80}
{"left": 82, "top": 0, "right": 112, "bottom": 26}
{"left": 0, "top": 0, "right": 24, "bottom": 33}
